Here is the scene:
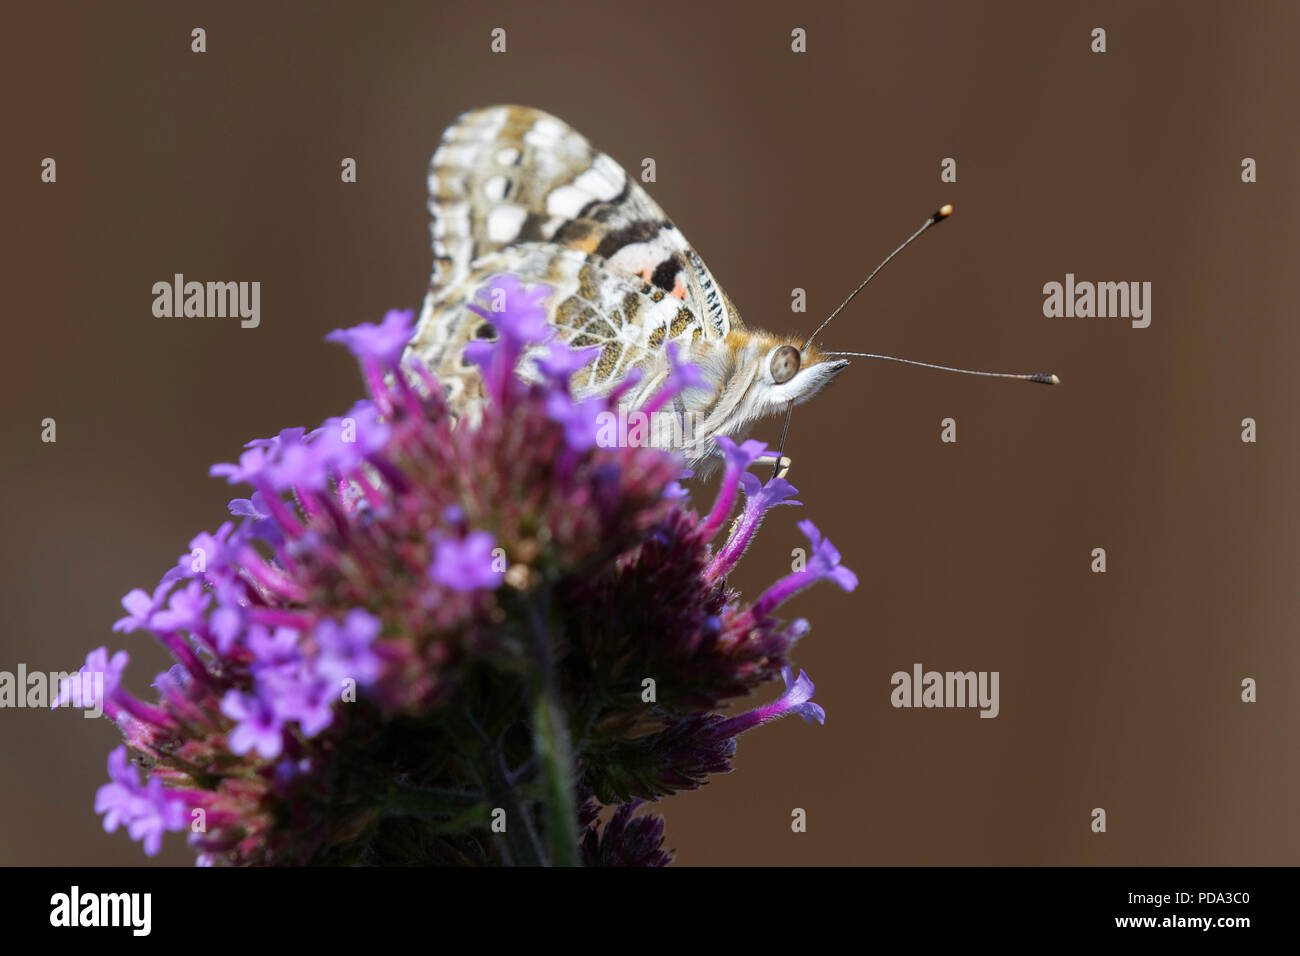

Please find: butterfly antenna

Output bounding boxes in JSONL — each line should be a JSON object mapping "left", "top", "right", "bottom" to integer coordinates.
{"left": 824, "top": 352, "right": 1059, "bottom": 385}
{"left": 801, "top": 204, "right": 953, "bottom": 352}
{"left": 772, "top": 204, "right": 954, "bottom": 477}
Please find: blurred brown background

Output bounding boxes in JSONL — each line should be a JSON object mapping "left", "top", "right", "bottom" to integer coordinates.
{"left": 3, "top": 1, "right": 1297, "bottom": 865}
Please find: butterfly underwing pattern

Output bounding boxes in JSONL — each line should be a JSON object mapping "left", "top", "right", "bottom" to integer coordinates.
{"left": 405, "top": 104, "right": 850, "bottom": 470}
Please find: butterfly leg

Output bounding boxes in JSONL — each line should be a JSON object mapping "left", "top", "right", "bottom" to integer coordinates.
{"left": 752, "top": 454, "right": 793, "bottom": 481}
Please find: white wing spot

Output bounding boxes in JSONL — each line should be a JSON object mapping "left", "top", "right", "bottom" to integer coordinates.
{"left": 433, "top": 144, "right": 477, "bottom": 169}
{"left": 487, "top": 204, "right": 528, "bottom": 242}
{"left": 483, "top": 175, "right": 510, "bottom": 201}
{"left": 546, "top": 184, "right": 591, "bottom": 218}
{"left": 573, "top": 154, "right": 626, "bottom": 200}
{"left": 496, "top": 147, "right": 520, "bottom": 166}
{"left": 573, "top": 168, "right": 622, "bottom": 202}
{"left": 525, "top": 117, "right": 566, "bottom": 146}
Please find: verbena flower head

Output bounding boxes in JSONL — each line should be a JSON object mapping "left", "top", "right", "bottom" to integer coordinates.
{"left": 68, "top": 274, "right": 856, "bottom": 865}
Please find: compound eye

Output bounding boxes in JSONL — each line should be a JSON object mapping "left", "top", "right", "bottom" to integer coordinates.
{"left": 770, "top": 345, "right": 801, "bottom": 384}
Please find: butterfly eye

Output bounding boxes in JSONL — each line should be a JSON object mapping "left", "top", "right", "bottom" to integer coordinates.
{"left": 770, "top": 345, "right": 801, "bottom": 384}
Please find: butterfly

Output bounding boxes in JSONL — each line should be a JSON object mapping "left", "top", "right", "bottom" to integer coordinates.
{"left": 406, "top": 105, "right": 1056, "bottom": 476}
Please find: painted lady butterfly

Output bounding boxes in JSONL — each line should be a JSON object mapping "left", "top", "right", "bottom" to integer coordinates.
{"left": 406, "top": 105, "right": 1055, "bottom": 474}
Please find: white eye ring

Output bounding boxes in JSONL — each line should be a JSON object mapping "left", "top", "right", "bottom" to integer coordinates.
{"left": 769, "top": 345, "right": 802, "bottom": 384}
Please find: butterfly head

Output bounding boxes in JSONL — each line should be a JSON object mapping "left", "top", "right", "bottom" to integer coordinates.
{"left": 731, "top": 331, "right": 850, "bottom": 416}
{"left": 672, "top": 329, "right": 849, "bottom": 471}
{"left": 763, "top": 339, "right": 851, "bottom": 408}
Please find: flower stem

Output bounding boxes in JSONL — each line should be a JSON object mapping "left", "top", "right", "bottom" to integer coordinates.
{"left": 527, "top": 599, "right": 578, "bottom": 867}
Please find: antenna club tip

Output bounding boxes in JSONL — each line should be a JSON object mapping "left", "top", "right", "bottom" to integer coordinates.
{"left": 1032, "top": 373, "right": 1060, "bottom": 385}
{"left": 934, "top": 203, "right": 954, "bottom": 221}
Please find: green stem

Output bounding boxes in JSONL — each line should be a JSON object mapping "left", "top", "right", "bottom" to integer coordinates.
{"left": 527, "top": 600, "right": 579, "bottom": 867}
{"left": 531, "top": 683, "right": 578, "bottom": 865}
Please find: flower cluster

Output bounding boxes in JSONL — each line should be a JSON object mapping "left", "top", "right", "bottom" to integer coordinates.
{"left": 60, "top": 274, "right": 857, "bottom": 865}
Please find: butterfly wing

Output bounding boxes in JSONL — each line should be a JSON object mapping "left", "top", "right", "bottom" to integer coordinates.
{"left": 409, "top": 241, "right": 713, "bottom": 413}
{"left": 415, "top": 105, "right": 740, "bottom": 379}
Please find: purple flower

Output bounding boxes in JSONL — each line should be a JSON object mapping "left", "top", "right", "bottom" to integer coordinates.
{"left": 715, "top": 667, "right": 826, "bottom": 737}
{"left": 779, "top": 667, "right": 826, "bottom": 724}
{"left": 260, "top": 667, "right": 335, "bottom": 738}
{"left": 751, "top": 520, "right": 858, "bottom": 618}
{"left": 210, "top": 446, "right": 272, "bottom": 485}
{"left": 151, "top": 665, "right": 205, "bottom": 723}
{"left": 662, "top": 341, "right": 707, "bottom": 393}
{"left": 536, "top": 343, "right": 602, "bottom": 386}
{"left": 708, "top": 473, "right": 801, "bottom": 580}
{"left": 545, "top": 391, "right": 606, "bottom": 452}
{"left": 191, "top": 522, "right": 235, "bottom": 562}
{"left": 228, "top": 493, "right": 270, "bottom": 520}
{"left": 460, "top": 276, "right": 555, "bottom": 405}
{"left": 312, "top": 400, "right": 393, "bottom": 464}
{"left": 151, "top": 581, "right": 211, "bottom": 632}
{"left": 52, "top": 647, "right": 127, "bottom": 710}
{"left": 173, "top": 522, "right": 236, "bottom": 581}
{"left": 229, "top": 429, "right": 331, "bottom": 493}
{"left": 266, "top": 436, "right": 328, "bottom": 491}
{"left": 798, "top": 519, "right": 859, "bottom": 592}
{"left": 696, "top": 436, "right": 770, "bottom": 541}
{"left": 429, "top": 530, "right": 504, "bottom": 591}
{"left": 72, "top": 271, "right": 860, "bottom": 866}
{"left": 467, "top": 275, "right": 551, "bottom": 344}
{"left": 742, "top": 472, "right": 800, "bottom": 509}
{"left": 221, "top": 689, "right": 286, "bottom": 759}
{"left": 245, "top": 427, "right": 308, "bottom": 451}
{"left": 663, "top": 468, "right": 694, "bottom": 501}
{"left": 715, "top": 435, "right": 768, "bottom": 475}
{"left": 112, "top": 580, "right": 173, "bottom": 634}
{"left": 461, "top": 338, "right": 495, "bottom": 374}
{"left": 313, "top": 609, "right": 383, "bottom": 687}
{"left": 639, "top": 341, "right": 708, "bottom": 417}
{"left": 325, "top": 309, "right": 415, "bottom": 367}
{"left": 227, "top": 490, "right": 283, "bottom": 546}
{"left": 246, "top": 625, "right": 303, "bottom": 673}
{"left": 95, "top": 748, "right": 188, "bottom": 856}
{"left": 94, "top": 747, "right": 141, "bottom": 833}
{"left": 209, "top": 605, "right": 244, "bottom": 655}
{"left": 129, "top": 779, "right": 190, "bottom": 857}
{"left": 94, "top": 747, "right": 187, "bottom": 857}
